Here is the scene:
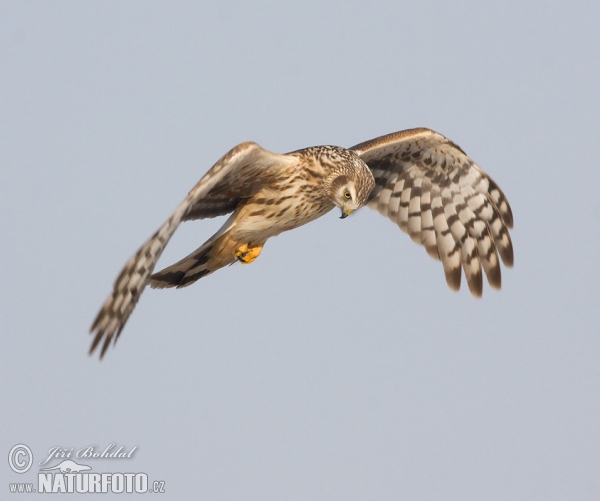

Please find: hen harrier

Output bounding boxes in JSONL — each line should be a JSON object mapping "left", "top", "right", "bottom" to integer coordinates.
{"left": 90, "top": 128, "right": 513, "bottom": 358}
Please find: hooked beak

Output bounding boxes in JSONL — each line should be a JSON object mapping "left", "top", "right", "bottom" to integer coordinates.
{"left": 340, "top": 209, "right": 353, "bottom": 219}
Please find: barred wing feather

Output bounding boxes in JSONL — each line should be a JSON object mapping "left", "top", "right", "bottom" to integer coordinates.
{"left": 90, "top": 142, "right": 293, "bottom": 358}
{"left": 352, "top": 128, "right": 513, "bottom": 296}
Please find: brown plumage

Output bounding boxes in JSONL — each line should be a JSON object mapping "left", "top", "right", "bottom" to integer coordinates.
{"left": 90, "top": 128, "right": 513, "bottom": 358}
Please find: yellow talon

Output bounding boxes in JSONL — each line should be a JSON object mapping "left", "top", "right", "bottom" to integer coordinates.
{"left": 234, "top": 243, "right": 263, "bottom": 264}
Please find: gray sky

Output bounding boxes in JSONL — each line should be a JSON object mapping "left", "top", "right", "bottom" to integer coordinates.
{"left": 2, "top": 1, "right": 599, "bottom": 499}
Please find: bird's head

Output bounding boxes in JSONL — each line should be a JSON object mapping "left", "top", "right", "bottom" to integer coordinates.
{"left": 321, "top": 148, "right": 375, "bottom": 219}
{"left": 329, "top": 175, "right": 363, "bottom": 218}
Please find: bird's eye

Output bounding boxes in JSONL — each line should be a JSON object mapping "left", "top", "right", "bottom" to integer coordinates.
{"left": 343, "top": 190, "right": 351, "bottom": 200}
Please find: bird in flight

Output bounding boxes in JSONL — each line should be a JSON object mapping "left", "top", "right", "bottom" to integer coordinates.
{"left": 90, "top": 128, "right": 514, "bottom": 358}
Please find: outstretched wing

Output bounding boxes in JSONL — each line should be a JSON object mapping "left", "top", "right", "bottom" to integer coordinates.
{"left": 90, "top": 142, "right": 295, "bottom": 358}
{"left": 351, "top": 128, "right": 513, "bottom": 296}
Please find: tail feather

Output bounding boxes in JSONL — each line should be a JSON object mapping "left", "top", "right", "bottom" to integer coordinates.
{"left": 149, "top": 231, "right": 239, "bottom": 289}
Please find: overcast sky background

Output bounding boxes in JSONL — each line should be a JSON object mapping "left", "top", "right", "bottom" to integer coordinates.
{"left": 2, "top": 1, "right": 599, "bottom": 499}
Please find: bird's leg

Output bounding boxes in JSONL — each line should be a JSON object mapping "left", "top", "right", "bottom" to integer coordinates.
{"left": 234, "top": 243, "right": 263, "bottom": 264}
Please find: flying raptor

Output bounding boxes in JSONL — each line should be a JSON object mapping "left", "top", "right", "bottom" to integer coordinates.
{"left": 90, "top": 128, "right": 514, "bottom": 358}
